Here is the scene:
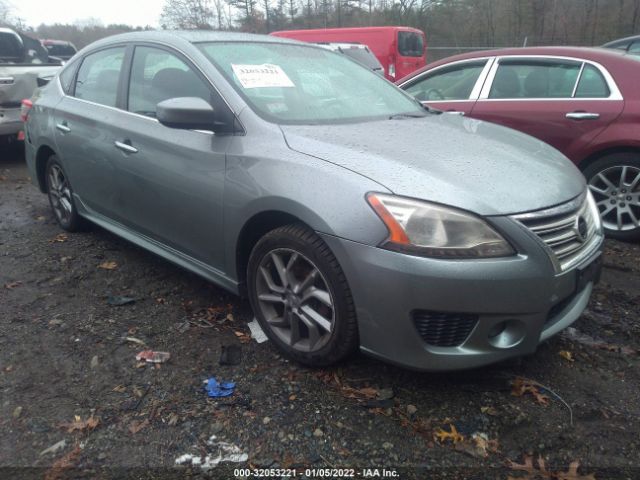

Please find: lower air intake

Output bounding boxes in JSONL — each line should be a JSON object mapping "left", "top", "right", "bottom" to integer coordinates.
{"left": 412, "top": 310, "right": 479, "bottom": 347}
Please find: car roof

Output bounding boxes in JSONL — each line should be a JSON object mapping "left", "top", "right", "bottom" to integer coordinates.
{"left": 603, "top": 34, "right": 640, "bottom": 47}
{"left": 87, "top": 30, "right": 304, "bottom": 49}
{"left": 399, "top": 46, "right": 634, "bottom": 83}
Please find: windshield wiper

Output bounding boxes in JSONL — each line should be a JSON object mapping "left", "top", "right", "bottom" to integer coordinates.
{"left": 388, "top": 113, "right": 427, "bottom": 120}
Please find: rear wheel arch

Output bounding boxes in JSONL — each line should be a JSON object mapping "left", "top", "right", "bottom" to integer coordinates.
{"left": 35, "top": 145, "right": 57, "bottom": 193}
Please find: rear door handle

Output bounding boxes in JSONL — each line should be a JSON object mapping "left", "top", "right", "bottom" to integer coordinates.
{"left": 114, "top": 140, "right": 138, "bottom": 154}
{"left": 566, "top": 112, "right": 600, "bottom": 120}
{"left": 55, "top": 123, "right": 71, "bottom": 133}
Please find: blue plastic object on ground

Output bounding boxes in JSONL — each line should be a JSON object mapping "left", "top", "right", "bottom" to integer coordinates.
{"left": 205, "top": 377, "right": 236, "bottom": 397}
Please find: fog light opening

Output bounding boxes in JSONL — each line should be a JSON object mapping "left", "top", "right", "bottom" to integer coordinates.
{"left": 488, "top": 321, "right": 507, "bottom": 339}
{"left": 487, "top": 319, "right": 526, "bottom": 349}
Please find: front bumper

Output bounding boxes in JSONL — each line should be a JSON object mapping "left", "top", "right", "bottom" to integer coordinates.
{"left": 320, "top": 216, "right": 604, "bottom": 371}
{"left": 0, "top": 107, "right": 21, "bottom": 136}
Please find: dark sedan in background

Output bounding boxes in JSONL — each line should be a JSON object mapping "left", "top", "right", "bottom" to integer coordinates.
{"left": 398, "top": 47, "right": 640, "bottom": 240}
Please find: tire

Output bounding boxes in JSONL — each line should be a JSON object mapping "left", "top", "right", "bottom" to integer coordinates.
{"left": 45, "top": 155, "right": 87, "bottom": 232}
{"left": 582, "top": 153, "right": 640, "bottom": 242}
{"left": 247, "top": 224, "right": 359, "bottom": 367}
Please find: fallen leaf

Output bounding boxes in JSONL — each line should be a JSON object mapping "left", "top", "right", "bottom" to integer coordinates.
{"left": 167, "top": 413, "right": 179, "bottom": 426}
{"left": 36, "top": 215, "right": 46, "bottom": 221}
{"left": 557, "top": 460, "right": 596, "bottom": 480}
{"left": 44, "top": 445, "right": 81, "bottom": 480}
{"left": 507, "top": 455, "right": 595, "bottom": 480}
{"left": 128, "top": 419, "right": 149, "bottom": 434}
{"left": 133, "top": 386, "right": 143, "bottom": 398}
{"left": 480, "top": 406, "right": 498, "bottom": 416}
{"left": 559, "top": 350, "right": 574, "bottom": 362}
{"left": 4, "top": 281, "right": 22, "bottom": 289}
{"left": 289, "top": 394, "right": 297, "bottom": 401}
{"left": 98, "top": 261, "right": 118, "bottom": 270}
{"left": 511, "top": 377, "right": 550, "bottom": 406}
{"left": 49, "top": 233, "right": 68, "bottom": 243}
{"left": 433, "top": 424, "right": 464, "bottom": 444}
{"left": 112, "top": 385, "right": 126, "bottom": 393}
{"left": 58, "top": 416, "right": 99, "bottom": 433}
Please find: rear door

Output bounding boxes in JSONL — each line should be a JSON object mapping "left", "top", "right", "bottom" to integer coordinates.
{"left": 396, "top": 30, "right": 425, "bottom": 79}
{"left": 470, "top": 57, "right": 624, "bottom": 161}
{"left": 53, "top": 45, "right": 129, "bottom": 218}
{"left": 107, "top": 44, "right": 233, "bottom": 270}
{"left": 400, "top": 58, "right": 493, "bottom": 115}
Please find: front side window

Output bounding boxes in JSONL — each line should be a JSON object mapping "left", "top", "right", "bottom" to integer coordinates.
{"left": 398, "top": 31, "right": 424, "bottom": 57}
{"left": 197, "top": 42, "right": 424, "bottom": 125}
{"left": 489, "top": 60, "right": 581, "bottom": 99}
{"left": 405, "top": 61, "right": 487, "bottom": 101}
{"left": 74, "top": 47, "right": 125, "bottom": 108}
{"left": 128, "top": 46, "right": 211, "bottom": 118}
{"left": 574, "top": 64, "right": 610, "bottom": 98}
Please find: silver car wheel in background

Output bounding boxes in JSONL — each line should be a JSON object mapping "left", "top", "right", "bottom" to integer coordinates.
{"left": 48, "top": 164, "right": 74, "bottom": 225}
{"left": 588, "top": 165, "right": 640, "bottom": 232}
{"left": 255, "top": 248, "right": 335, "bottom": 353}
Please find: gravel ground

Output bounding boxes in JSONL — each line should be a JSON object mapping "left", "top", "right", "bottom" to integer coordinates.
{"left": 1, "top": 145, "right": 639, "bottom": 480}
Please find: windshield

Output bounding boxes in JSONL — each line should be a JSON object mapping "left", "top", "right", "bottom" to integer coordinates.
{"left": 197, "top": 42, "right": 424, "bottom": 125}
{"left": 398, "top": 31, "right": 424, "bottom": 57}
{"left": 339, "top": 47, "right": 383, "bottom": 71}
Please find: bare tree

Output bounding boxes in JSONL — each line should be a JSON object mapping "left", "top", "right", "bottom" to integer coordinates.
{"left": 160, "top": 0, "right": 216, "bottom": 29}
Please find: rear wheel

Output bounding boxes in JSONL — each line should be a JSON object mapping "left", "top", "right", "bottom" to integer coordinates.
{"left": 45, "top": 156, "right": 87, "bottom": 232}
{"left": 247, "top": 224, "right": 358, "bottom": 367}
{"left": 583, "top": 153, "right": 640, "bottom": 241}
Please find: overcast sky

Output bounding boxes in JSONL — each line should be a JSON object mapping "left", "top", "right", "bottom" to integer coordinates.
{"left": 11, "top": 0, "right": 164, "bottom": 28}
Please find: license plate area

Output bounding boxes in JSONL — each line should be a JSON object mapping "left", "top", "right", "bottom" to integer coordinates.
{"left": 576, "top": 253, "right": 602, "bottom": 292}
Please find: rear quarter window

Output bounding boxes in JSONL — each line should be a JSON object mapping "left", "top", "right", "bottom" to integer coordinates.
{"left": 574, "top": 64, "right": 610, "bottom": 98}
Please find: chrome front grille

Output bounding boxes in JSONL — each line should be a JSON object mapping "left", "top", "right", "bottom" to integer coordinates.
{"left": 512, "top": 193, "right": 601, "bottom": 272}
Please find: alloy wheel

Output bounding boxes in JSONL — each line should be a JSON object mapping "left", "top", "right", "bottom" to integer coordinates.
{"left": 48, "top": 164, "right": 74, "bottom": 225}
{"left": 255, "top": 248, "right": 335, "bottom": 353}
{"left": 588, "top": 165, "right": 640, "bottom": 232}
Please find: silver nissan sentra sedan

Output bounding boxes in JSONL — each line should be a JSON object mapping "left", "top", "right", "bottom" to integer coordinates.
{"left": 24, "top": 31, "right": 604, "bottom": 371}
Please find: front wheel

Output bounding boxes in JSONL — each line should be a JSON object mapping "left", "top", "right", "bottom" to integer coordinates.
{"left": 247, "top": 224, "right": 358, "bottom": 367}
{"left": 583, "top": 153, "right": 640, "bottom": 241}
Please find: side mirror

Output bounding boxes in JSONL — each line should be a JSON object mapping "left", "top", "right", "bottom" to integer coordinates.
{"left": 157, "top": 97, "right": 216, "bottom": 131}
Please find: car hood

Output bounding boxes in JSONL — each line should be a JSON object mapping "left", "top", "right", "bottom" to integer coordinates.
{"left": 280, "top": 114, "right": 585, "bottom": 216}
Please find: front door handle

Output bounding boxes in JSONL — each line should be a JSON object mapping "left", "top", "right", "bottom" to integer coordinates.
{"left": 114, "top": 140, "right": 138, "bottom": 154}
{"left": 566, "top": 112, "right": 600, "bottom": 120}
{"left": 445, "top": 110, "right": 465, "bottom": 116}
{"left": 55, "top": 122, "right": 71, "bottom": 133}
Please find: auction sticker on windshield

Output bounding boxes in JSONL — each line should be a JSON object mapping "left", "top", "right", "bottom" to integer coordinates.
{"left": 231, "top": 64, "right": 295, "bottom": 89}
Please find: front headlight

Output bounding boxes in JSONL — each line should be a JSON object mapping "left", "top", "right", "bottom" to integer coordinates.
{"left": 367, "top": 193, "right": 515, "bottom": 258}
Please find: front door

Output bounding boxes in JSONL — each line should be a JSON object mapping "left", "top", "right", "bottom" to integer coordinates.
{"left": 401, "top": 58, "right": 492, "bottom": 115}
{"left": 109, "top": 44, "right": 232, "bottom": 270}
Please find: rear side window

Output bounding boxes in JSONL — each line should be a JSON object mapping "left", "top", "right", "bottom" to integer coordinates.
{"left": 398, "top": 31, "right": 424, "bottom": 57}
{"left": 489, "top": 60, "right": 581, "bottom": 99}
{"left": 405, "top": 60, "right": 486, "bottom": 101}
{"left": 574, "top": 64, "right": 610, "bottom": 98}
{"left": 127, "top": 46, "right": 212, "bottom": 118}
{"left": 74, "top": 47, "right": 125, "bottom": 108}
